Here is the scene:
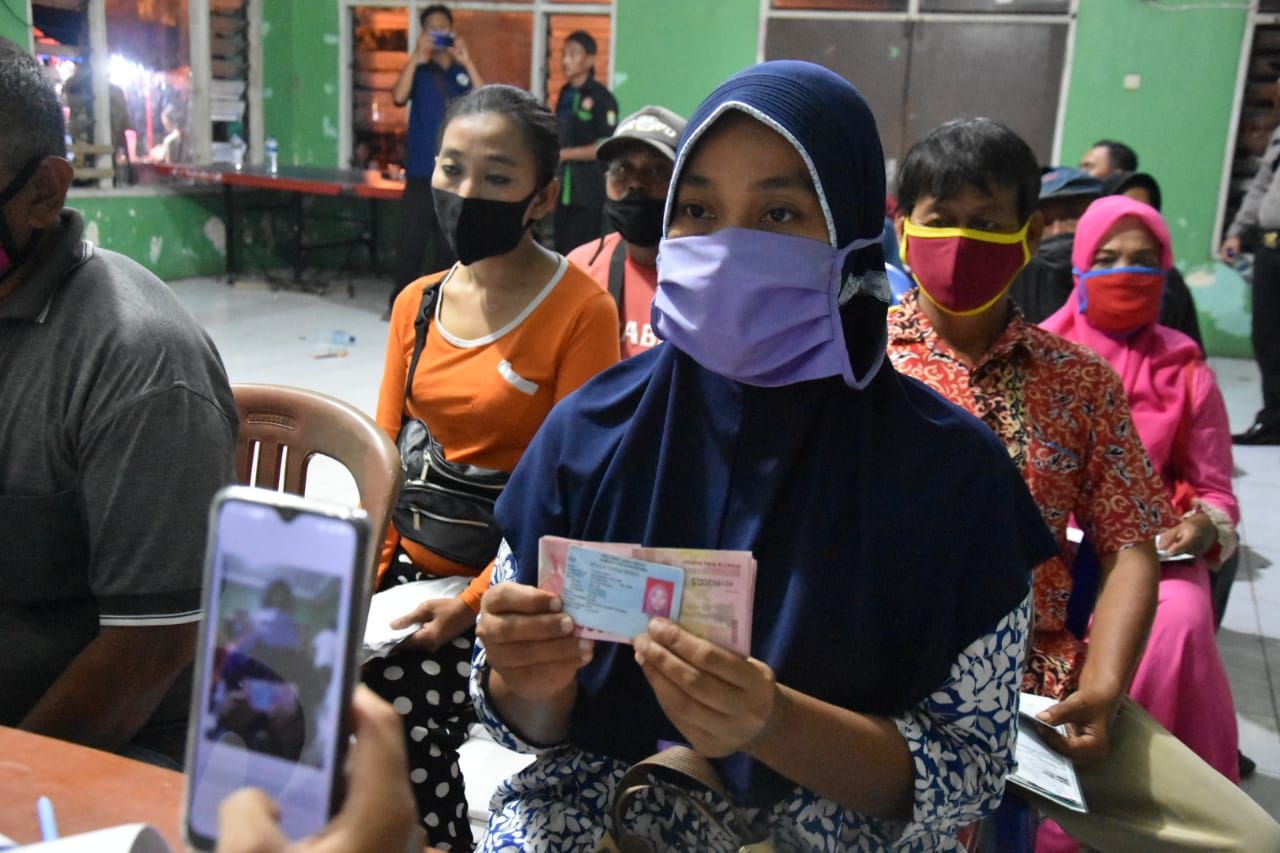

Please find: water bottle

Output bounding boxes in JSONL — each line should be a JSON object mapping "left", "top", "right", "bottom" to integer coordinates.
{"left": 302, "top": 330, "right": 355, "bottom": 359}
{"left": 230, "top": 133, "right": 246, "bottom": 170}
{"left": 265, "top": 136, "right": 279, "bottom": 174}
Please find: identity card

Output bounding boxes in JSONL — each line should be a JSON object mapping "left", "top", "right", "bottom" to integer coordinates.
{"left": 562, "top": 545, "right": 685, "bottom": 641}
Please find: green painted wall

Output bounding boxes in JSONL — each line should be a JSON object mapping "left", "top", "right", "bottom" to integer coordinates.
{"left": 262, "top": 0, "right": 342, "bottom": 167}
{"left": 0, "top": 0, "right": 29, "bottom": 48}
{"left": 1059, "top": 0, "right": 1249, "bottom": 357}
{"left": 69, "top": 191, "right": 231, "bottom": 281}
{"left": 612, "top": 0, "right": 757, "bottom": 119}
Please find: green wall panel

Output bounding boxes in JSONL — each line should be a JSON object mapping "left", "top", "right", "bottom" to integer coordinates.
{"left": 1060, "top": 0, "right": 1248, "bottom": 355}
{"left": 69, "top": 192, "right": 231, "bottom": 281}
{"left": 262, "top": 0, "right": 341, "bottom": 167}
{"left": 613, "top": 0, "right": 758, "bottom": 120}
{"left": 0, "top": 0, "right": 29, "bottom": 48}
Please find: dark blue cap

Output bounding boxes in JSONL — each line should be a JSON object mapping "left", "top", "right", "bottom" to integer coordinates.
{"left": 1040, "top": 166, "right": 1103, "bottom": 200}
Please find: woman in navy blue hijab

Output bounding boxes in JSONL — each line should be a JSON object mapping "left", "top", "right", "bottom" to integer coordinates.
{"left": 469, "top": 62, "right": 1055, "bottom": 850}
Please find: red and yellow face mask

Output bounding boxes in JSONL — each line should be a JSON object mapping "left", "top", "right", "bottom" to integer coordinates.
{"left": 900, "top": 219, "right": 1032, "bottom": 316}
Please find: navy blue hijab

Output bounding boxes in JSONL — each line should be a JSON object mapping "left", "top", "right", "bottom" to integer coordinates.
{"left": 494, "top": 62, "right": 1055, "bottom": 808}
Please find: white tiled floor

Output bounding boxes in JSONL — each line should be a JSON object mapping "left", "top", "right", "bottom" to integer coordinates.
{"left": 171, "top": 275, "right": 1280, "bottom": 820}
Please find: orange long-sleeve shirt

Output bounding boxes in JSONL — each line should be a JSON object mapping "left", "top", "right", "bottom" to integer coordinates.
{"left": 376, "top": 257, "right": 620, "bottom": 610}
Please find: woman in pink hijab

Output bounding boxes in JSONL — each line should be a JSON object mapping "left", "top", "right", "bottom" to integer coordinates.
{"left": 1042, "top": 195, "right": 1240, "bottom": 781}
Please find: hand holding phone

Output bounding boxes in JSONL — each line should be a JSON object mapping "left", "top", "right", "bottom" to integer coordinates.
{"left": 185, "top": 487, "right": 371, "bottom": 851}
{"left": 214, "top": 687, "right": 422, "bottom": 853}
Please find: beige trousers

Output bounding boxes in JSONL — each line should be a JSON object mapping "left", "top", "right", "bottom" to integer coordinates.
{"left": 1016, "top": 699, "right": 1280, "bottom": 852}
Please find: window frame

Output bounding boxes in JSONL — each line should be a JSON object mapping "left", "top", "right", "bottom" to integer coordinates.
{"left": 27, "top": 0, "right": 264, "bottom": 192}
{"left": 757, "top": 0, "right": 1077, "bottom": 167}
{"left": 337, "top": 0, "right": 614, "bottom": 171}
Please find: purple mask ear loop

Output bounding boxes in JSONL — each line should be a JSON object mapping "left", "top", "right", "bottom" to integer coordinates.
{"left": 829, "top": 235, "right": 888, "bottom": 390}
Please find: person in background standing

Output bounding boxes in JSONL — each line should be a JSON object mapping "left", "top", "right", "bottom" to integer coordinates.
{"left": 388, "top": 3, "right": 484, "bottom": 318}
{"left": 1222, "top": 95, "right": 1280, "bottom": 444}
{"left": 553, "top": 30, "right": 617, "bottom": 254}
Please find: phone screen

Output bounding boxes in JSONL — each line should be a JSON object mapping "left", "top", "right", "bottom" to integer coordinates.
{"left": 186, "top": 495, "right": 361, "bottom": 847}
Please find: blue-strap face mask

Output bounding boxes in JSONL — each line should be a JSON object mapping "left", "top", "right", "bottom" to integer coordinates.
{"left": 0, "top": 157, "right": 45, "bottom": 282}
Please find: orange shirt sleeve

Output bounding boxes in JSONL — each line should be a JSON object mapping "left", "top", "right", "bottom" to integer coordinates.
{"left": 460, "top": 563, "right": 494, "bottom": 612}
{"left": 555, "top": 287, "right": 621, "bottom": 402}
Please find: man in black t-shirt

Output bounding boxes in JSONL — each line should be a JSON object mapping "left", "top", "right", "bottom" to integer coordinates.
{"left": 553, "top": 30, "right": 618, "bottom": 254}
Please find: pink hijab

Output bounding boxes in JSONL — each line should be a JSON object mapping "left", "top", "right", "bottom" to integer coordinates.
{"left": 1041, "top": 196, "right": 1201, "bottom": 478}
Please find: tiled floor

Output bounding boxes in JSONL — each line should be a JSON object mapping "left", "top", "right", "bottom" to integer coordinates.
{"left": 170, "top": 274, "right": 1280, "bottom": 820}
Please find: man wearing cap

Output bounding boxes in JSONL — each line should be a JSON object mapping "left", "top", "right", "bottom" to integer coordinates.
{"left": 566, "top": 106, "right": 685, "bottom": 358}
{"left": 1222, "top": 103, "right": 1280, "bottom": 444}
{"left": 1008, "top": 166, "right": 1103, "bottom": 323}
{"left": 553, "top": 30, "right": 618, "bottom": 254}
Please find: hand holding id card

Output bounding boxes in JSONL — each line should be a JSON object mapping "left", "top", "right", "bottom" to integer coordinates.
{"left": 538, "top": 536, "right": 756, "bottom": 655}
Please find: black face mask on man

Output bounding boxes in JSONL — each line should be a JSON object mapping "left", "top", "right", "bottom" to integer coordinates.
{"left": 431, "top": 187, "right": 537, "bottom": 266}
{"left": 602, "top": 194, "right": 665, "bottom": 248}
{"left": 0, "top": 157, "right": 45, "bottom": 281}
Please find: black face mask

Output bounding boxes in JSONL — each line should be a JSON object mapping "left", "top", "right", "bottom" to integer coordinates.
{"left": 0, "top": 157, "right": 44, "bottom": 282}
{"left": 432, "top": 187, "right": 536, "bottom": 266}
{"left": 603, "top": 194, "right": 665, "bottom": 248}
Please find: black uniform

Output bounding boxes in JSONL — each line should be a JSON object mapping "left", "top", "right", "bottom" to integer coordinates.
{"left": 554, "top": 72, "right": 617, "bottom": 254}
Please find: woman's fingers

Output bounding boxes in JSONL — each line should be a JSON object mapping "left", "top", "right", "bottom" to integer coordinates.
{"left": 634, "top": 631, "right": 742, "bottom": 715}
{"left": 486, "top": 635, "right": 591, "bottom": 670}
{"left": 482, "top": 582, "right": 563, "bottom": 617}
{"left": 389, "top": 598, "right": 438, "bottom": 630}
{"left": 216, "top": 789, "right": 287, "bottom": 853}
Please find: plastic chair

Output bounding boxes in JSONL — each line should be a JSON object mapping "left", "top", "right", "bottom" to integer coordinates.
{"left": 231, "top": 383, "right": 402, "bottom": 580}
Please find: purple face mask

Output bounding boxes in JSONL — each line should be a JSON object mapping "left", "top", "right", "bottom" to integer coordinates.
{"left": 651, "top": 227, "right": 886, "bottom": 388}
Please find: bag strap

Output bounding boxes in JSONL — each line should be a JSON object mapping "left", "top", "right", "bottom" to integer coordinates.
{"left": 608, "top": 747, "right": 772, "bottom": 853}
{"left": 607, "top": 236, "right": 628, "bottom": 316}
{"left": 403, "top": 281, "right": 443, "bottom": 418}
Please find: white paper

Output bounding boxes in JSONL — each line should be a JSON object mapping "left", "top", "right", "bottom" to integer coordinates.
{"left": 14, "top": 824, "right": 170, "bottom": 852}
{"left": 362, "top": 577, "right": 471, "bottom": 660}
{"left": 1007, "top": 692, "right": 1087, "bottom": 813}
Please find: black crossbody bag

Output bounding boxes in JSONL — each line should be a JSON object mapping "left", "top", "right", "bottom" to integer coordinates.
{"left": 392, "top": 283, "right": 510, "bottom": 570}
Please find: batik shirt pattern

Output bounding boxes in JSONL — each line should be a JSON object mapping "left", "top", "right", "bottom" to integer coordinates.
{"left": 887, "top": 291, "right": 1171, "bottom": 698}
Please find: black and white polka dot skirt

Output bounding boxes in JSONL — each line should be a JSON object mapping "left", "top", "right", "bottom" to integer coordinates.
{"left": 363, "top": 549, "right": 478, "bottom": 851}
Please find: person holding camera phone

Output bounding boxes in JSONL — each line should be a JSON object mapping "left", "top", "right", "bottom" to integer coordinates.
{"left": 216, "top": 687, "right": 426, "bottom": 853}
{"left": 389, "top": 4, "right": 484, "bottom": 317}
{"left": 367, "top": 84, "right": 619, "bottom": 850}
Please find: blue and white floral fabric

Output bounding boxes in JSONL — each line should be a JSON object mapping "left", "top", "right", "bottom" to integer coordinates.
{"left": 468, "top": 541, "right": 1032, "bottom": 852}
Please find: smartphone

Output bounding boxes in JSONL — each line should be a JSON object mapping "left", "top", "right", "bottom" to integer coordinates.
{"left": 430, "top": 30, "right": 455, "bottom": 49}
{"left": 184, "top": 486, "right": 370, "bottom": 851}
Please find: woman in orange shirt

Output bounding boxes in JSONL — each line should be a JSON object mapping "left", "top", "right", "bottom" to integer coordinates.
{"left": 366, "top": 84, "right": 620, "bottom": 849}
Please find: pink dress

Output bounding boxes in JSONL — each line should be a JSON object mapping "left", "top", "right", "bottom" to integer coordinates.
{"left": 1040, "top": 197, "right": 1240, "bottom": 784}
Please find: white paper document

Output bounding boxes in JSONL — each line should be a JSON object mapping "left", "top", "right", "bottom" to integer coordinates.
{"left": 362, "top": 577, "right": 471, "bottom": 660}
{"left": 13, "top": 824, "right": 171, "bottom": 852}
{"left": 1007, "top": 692, "right": 1088, "bottom": 813}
